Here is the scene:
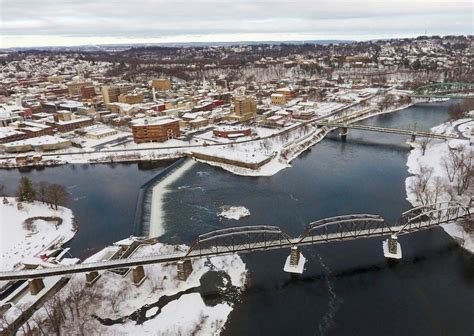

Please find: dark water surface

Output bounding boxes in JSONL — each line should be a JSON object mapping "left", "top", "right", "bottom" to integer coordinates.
{"left": 1, "top": 101, "right": 472, "bottom": 335}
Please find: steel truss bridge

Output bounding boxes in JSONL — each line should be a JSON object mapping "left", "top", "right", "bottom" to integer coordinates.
{"left": 316, "top": 121, "right": 458, "bottom": 140}
{"left": 412, "top": 82, "right": 474, "bottom": 99}
{"left": 0, "top": 202, "right": 470, "bottom": 281}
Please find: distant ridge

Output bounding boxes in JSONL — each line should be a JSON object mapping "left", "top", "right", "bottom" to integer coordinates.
{"left": 1, "top": 40, "right": 355, "bottom": 52}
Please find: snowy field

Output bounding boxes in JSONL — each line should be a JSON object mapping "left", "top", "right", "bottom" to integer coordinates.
{"left": 0, "top": 198, "right": 76, "bottom": 270}
{"left": 406, "top": 118, "right": 473, "bottom": 253}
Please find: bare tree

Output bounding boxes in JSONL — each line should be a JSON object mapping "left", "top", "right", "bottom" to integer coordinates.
{"left": 46, "top": 184, "right": 70, "bottom": 210}
{"left": 419, "top": 137, "right": 432, "bottom": 156}
{"left": 108, "top": 283, "right": 128, "bottom": 313}
{"left": 454, "top": 147, "right": 473, "bottom": 196}
{"left": 43, "top": 296, "right": 65, "bottom": 336}
{"left": 443, "top": 149, "right": 463, "bottom": 182}
{"left": 37, "top": 181, "right": 50, "bottom": 205}
{"left": 419, "top": 165, "right": 434, "bottom": 193}
{"left": 409, "top": 165, "right": 434, "bottom": 205}
{"left": 432, "top": 176, "right": 445, "bottom": 204}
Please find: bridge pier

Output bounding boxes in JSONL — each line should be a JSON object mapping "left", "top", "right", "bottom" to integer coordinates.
{"left": 177, "top": 260, "right": 193, "bottom": 281}
{"left": 406, "top": 133, "right": 417, "bottom": 148}
{"left": 283, "top": 246, "right": 306, "bottom": 274}
{"left": 85, "top": 271, "right": 101, "bottom": 286}
{"left": 132, "top": 266, "right": 147, "bottom": 286}
{"left": 383, "top": 235, "right": 402, "bottom": 259}
{"left": 339, "top": 127, "right": 348, "bottom": 140}
{"left": 28, "top": 278, "right": 45, "bottom": 295}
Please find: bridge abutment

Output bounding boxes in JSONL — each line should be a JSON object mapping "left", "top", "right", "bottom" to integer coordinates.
{"left": 28, "top": 278, "right": 45, "bottom": 295}
{"left": 339, "top": 127, "right": 348, "bottom": 140}
{"left": 132, "top": 266, "right": 147, "bottom": 286}
{"left": 177, "top": 260, "right": 193, "bottom": 281}
{"left": 383, "top": 235, "right": 402, "bottom": 259}
{"left": 85, "top": 271, "right": 101, "bottom": 286}
{"left": 283, "top": 246, "right": 306, "bottom": 274}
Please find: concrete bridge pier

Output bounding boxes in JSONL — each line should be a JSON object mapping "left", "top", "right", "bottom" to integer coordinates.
{"left": 339, "top": 127, "right": 348, "bottom": 140}
{"left": 132, "top": 266, "right": 147, "bottom": 286}
{"left": 283, "top": 246, "right": 306, "bottom": 274}
{"left": 85, "top": 271, "right": 101, "bottom": 286}
{"left": 28, "top": 278, "right": 45, "bottom": 295}
{"left": 383, "top": 235, "right": 402, "bottom": 259}
{"left": 407, "top": 133, "right": 417, "bottom": 148}
{"left": 177, "top": 260, "right": 193, "bottom": 281}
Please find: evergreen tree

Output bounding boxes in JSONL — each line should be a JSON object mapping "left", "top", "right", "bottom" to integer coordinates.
{"left": 17, "top": 177, "right": 36, "bottom": 203}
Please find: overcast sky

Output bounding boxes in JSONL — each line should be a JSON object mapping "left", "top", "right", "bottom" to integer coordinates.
{"left": 1, "top": 0, "right": 472, "bottom": 48}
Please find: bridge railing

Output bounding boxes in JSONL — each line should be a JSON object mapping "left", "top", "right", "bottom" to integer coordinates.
{"left": 186, "top": 225, "right": 293, "bottom": 257}
{"left": 413, "top": 82, "right": 474, "bottom": 96}
{"left": 396, "top": 202, "right": 470, "bottom": 234}
{"left": 297, "top": 214, "right": 393, "bottom": 243}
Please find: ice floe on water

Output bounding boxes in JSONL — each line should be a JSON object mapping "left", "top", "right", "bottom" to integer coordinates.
{"left": 218, "top": 206, "right": 251, "bottom": 220}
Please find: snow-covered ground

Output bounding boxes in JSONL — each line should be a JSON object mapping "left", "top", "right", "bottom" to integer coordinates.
{"left": 218, "top": 206, "right": 251, "bottom": 220}
{"left": 405, "top": 118, "right": 473, "bottom": 253}
{"left": 149, "top": 159, "right": 196, "bottom": 237}
{"left": 24, "top": 241, "right": 247, "bottom": 335}
{"left": 0, "top": 198, "right": 76, "bottom": 270}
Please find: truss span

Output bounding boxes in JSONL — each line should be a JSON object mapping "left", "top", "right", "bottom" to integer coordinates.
{"left": 297, "top": 214, "right": 393, "bottom": 244}
{"left": 186, "top": 225, "right": 293, "bottom": 257}
{"left": 396, "top": 201, "right": 471, "bottom": 235}
{"left": 413, "top": 82, "right": 474, "bottom": 97}
{"left": 0, "top": 204, "right": 471, "bottom": 281}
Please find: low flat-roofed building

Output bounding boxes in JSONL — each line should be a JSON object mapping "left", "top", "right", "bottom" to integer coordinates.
{"left": 271, "top": 93, "right": 287, "bottom": 106}
{"left": 31, "top": 112, "right": 54, "bottom": 121}
{"left": 83, "top": 125, "right": 119, "bottom": 140}
{"left": 0, "top": 104, "right": 27, "bottom": 126}
{"left": 213, "top": 126, "right": 251, "bottom": 138}
{"left": 0, "top": 127, "right": 27, "bottom": 143}
{"left": 47, "top": 116, "right": 93, "bottom": 133}
{"left": 0, "top": 135, "right": 71, "bottom": 153}
{"left": 130, "top": 116, "right": 180, "bottom": 143}
{"left": 59, "top": 100, "right": 84, "bottom": 112}
{"left": 189, "top": 116, "right": 209, "bottom": 129}
{"left": 151, "top": 79, "right": 171, "bottom": 90}
{"left": 16, "top": 121, "right": 54, "bottom": 138}
{"left": 118, "top": 93, "right": 144, "bottom": 104}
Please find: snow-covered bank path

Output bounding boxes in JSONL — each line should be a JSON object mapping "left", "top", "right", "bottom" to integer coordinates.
{"left": 149, "top": 159, "right": 196, "bottom": 237}
{"left": 405, "top": 118, "right": 473, "bottom": 253}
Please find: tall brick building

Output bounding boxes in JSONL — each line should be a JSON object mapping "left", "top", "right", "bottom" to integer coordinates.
{"left": 131, "top": 117, "right": 180, "bottom": 143}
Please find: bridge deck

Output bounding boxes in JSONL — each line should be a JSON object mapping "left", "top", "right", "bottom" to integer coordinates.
{"left": 0, "top": 221, "right": 453, "bottom": 281}
{"left": 318, "top": 122, "right": 458, "bottom": 139}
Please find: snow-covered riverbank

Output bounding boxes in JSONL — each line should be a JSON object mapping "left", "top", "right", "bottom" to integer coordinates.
{"left": 405, "top": 118, "right": 473, "bottom": 253}
{"left": 24, "top": 241, "right": 247, "bottom": 335}
{"left": 0, "top": 197, "right": 76, "bottom": 270}
{"left": 205, "top": 103, "right": 416, "bottom": 177}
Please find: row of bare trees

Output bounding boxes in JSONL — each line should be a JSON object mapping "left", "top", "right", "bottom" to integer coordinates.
{"left": 32, "top": 179, "right": 70, "bottom": 210}
{"left": 1, "top": 178, "right": 70, "bottom": 210}
{"left": 410, "top": 145, "right": 473, "bottom": 206}
{"left": 1, "top": 280, "right": 112, "bottom": 336}
{"left": 443, "top": 145, "right": 473, "bottom": 196}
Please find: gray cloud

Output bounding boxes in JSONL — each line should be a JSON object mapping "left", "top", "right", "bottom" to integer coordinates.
{"left": 0, "top": 0, "right": 472, "bottom": 47}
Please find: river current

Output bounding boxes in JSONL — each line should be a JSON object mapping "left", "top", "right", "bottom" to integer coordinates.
{"left": 1, "top": 100, "right": 472, "bottom": 335}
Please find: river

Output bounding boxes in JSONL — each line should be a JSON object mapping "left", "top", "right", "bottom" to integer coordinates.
{"left": 1, "top": 100, "right": 472, "bottom": 335}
